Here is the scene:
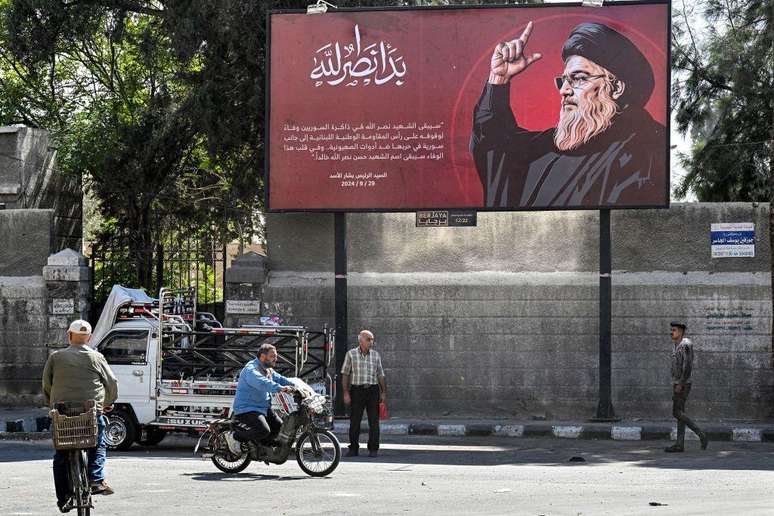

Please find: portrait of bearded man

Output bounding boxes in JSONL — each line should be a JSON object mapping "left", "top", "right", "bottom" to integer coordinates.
{"left": 470, "top": 22, "right": 667, "bottom": 208}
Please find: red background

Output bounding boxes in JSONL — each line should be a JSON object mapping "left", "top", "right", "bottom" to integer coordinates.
{"left": 269, "top": 3, "right": 669, "bottom": 211}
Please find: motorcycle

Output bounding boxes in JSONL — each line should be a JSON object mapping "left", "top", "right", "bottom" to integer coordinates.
{"left": 195, "top": 378, "right": 341, "bottom": 477}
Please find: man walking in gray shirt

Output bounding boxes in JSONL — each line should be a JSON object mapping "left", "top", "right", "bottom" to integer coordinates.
{"left": 665, "top": 322, "right": 708, "bottom": 452}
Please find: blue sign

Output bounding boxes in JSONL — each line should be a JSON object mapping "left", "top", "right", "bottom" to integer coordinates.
{"left": 711, "top": 223, "right": 755, "bottom": 258}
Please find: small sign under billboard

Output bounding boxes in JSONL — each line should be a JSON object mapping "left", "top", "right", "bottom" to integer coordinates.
{"left": 416, "top": 210, "right": 477, "bottom": 227}
{"left": 267, "top": 2, "right": 670, "bottom": 212}
{"left": 711, "top": 223, "right": 755, "bottom": 258}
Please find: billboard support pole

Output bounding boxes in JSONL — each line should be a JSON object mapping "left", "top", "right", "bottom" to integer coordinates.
{"left": 594, "top": 208, "right": 618, "bottom": 421}
{"left": 334, "top": 212, "right": 348, "bottom": 417}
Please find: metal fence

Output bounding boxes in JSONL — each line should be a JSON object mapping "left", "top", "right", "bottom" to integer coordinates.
{"left": 88, "top": 237, "right": 227, "bottom": 324}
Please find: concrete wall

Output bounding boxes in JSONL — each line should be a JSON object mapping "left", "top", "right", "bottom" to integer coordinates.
{"left": 263, "top": 203, "right": 774, "bottom": 420}
{"left": 0, "top": 276, "right": 48, "bottom": 405}
{"left": 0, "top": 248, "right": 89, "bottom": 406}
{"left": 0, "top": 126, "right": 82, "bottom": 252}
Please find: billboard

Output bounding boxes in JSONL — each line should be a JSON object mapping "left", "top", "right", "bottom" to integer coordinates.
{"left": 267, "top": 1, "right": 670, "bottom": 212}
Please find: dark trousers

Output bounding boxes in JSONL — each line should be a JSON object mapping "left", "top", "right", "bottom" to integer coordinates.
{"left": 53, "top": 415, "right": 107, "bottom": 506}
{"left": 349, "top": 384, "right": 380, "bottom": 452}
{"left": 233, "top": 410, "right": 283, "bottom": 444}
{"left": 673, "top": 384, "right": 703, "bottom": 446}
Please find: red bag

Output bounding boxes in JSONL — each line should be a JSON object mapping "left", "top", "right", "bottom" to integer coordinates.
{"left": 379, "top": 401, "right": 388, "bottom": 420}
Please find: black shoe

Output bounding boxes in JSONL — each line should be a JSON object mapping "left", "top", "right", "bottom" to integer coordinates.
{"left": 700, "top": 433, "right": 709, "bottom": 450}
{"left": 664, "top": 444, "right": 684, "bottom": 453}
{"left": 345, "top": 449, "right": 359, "bottom": 457}
{"left": 57, "top": 500, "right": 73, "bottom": 514}
{"left": 368, "top": 450, "right": 378, "bottom": 458}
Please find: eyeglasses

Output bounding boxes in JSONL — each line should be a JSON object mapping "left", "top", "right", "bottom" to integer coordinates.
{"left": 554, "top": 74, "right": 606, "bottom": 90}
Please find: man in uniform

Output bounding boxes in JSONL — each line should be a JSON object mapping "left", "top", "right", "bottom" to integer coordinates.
{"left": 665, "top": 322, "right": 708, "bottom": 452}
{"left": 342, "top": 330, "right": 387, "bottom": 458}
{"left": 471, "top": 21, "right": 666, "bottom": 208}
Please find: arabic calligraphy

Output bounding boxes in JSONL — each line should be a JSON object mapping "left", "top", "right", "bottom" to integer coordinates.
{"left": 281, "top": 120, "right": 446, "bottom": 163}
{"left": 704, "top": 307, "right": 755, "bottom": 333}
{"left": 328, "top": 171, "right": 388, "bottom": 189}
{"left": 310, "top": 25, "right": 407, "bottom": 87}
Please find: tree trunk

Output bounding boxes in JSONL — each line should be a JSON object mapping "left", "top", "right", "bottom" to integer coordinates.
{"left": 129, "top": 205, "right": 155, "bottom": 294}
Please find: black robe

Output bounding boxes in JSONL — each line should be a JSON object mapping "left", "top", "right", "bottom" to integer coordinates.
{"left": 470, "top": 83, "right": 667, "bottom": 208}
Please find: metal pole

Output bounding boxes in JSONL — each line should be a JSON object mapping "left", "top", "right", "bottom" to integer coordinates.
{"left": 595, "top": 209, "right": 616, "bottom": 420}
{"left": 334, "top": 212, "right": 348, "bottom": 417}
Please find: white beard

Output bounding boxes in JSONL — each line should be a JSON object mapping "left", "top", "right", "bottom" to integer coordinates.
{"left": 554, "top": 84, "right": 619, "bottom": 151}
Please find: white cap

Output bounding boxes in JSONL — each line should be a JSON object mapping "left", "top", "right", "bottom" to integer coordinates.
{"left": 68, "top": 320, "right": 92, "bottom": 335}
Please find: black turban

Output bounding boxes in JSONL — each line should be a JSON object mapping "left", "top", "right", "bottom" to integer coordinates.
{"left": 561, "top": 22, "right": 655, "bottom": 107}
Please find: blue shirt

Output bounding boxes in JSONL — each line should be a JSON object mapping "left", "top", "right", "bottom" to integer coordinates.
{"left": 232, "top": 359, "right": 293, "bottom": 415}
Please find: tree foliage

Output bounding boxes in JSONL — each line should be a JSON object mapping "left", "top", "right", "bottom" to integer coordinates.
{"left": 672, "top": 0, "right": 773, "bottom": 201}
{"left": 0, "top": 0, "right": 534, "bottom": 289}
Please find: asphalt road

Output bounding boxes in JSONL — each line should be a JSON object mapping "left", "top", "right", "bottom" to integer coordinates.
{"left": 2, "top": 436, "right": 773, "bottom": 516}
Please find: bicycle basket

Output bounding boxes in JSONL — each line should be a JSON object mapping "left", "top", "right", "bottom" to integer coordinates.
{"left": 50, "top": 400, "right": 98, "bottom": 450}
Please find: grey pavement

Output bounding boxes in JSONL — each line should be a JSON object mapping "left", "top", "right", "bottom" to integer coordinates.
{"left": 2, "top": 435, "right": 774, "bottom": 515}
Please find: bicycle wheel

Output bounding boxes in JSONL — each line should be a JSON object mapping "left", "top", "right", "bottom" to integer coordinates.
{"left": 74, "top": 450, "right": 92, "bottom": 516}
{"left": 295, "top": 429, "right": 341, "bottom": 477}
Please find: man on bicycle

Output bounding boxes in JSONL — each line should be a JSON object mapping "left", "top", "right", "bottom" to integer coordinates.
{"left": 224, "top": 343, "right": 294, "bottom": 455}
{"left": 42, "top": 320, "right": 118, "bottom": 513}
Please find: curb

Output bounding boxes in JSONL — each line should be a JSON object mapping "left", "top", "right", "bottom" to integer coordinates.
{"left": 2, "top": 419, "right": 773, "bottom": 444}
{"left": 0, "top": 431, "right": 52, "bottom": 441}
{"left": 330, "top": 421, "right": 774, "bottom": 443}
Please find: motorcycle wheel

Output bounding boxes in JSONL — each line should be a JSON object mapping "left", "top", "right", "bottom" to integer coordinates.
{"left": 295, "top": 429, "right": 341, "bottom": 477}
{"left": 210, "top": 432, "right": 251, "bottom": 474}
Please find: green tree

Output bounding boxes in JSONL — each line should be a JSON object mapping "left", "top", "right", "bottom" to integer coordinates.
{"left": 1, "top": 0, "right": 530, "bottom": 293}
{"left": 671, "top": 0, "right": 773, "bottom": 349}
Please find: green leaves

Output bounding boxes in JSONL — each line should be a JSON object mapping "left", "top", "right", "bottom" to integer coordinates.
{"left": 671, "top": 0, "right": 773, "bottom": 202}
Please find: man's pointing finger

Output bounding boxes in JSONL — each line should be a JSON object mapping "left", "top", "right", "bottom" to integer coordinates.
{"left": 518, "top": 21, "right": 534, "bottom": 45}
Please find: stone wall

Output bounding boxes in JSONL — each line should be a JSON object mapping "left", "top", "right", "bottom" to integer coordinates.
{"left": 0, "top": 126, "right": 82, "bottom": 252}
{"left": 0, "top": 276, "right": 48, "bottom": 405}
{"left": 0, "top": 209, "right": 53, "bottom": 277}
{"left": 0, "top": 247, "right": 89, "bottom": 406}
{"left": 263, "top": 203, "right": 774, "bottom": 420}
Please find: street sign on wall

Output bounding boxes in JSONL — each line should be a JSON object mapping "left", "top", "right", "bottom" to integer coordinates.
{"left": 267, "top": 1, "right": 670, "bottom": 212}
{"left": 711, "top": 223, "right": 755, "bottom": 258}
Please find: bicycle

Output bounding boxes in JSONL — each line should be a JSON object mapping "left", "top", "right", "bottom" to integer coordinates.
{"left": 51, "top": 400, "right": 99, "bottom": 516}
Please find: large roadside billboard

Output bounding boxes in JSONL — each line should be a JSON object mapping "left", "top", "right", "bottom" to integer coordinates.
{"left": 267, "top": 1, "right": 669, "bottom": 212}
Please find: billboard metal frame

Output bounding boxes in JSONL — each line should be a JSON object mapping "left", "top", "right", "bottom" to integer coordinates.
{"left": 265, "top": 0, "right": 672, "bottom": 213}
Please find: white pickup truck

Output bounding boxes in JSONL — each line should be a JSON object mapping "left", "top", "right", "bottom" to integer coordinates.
{"left": 89, "top": 286, "right": 334, "bottom": 450}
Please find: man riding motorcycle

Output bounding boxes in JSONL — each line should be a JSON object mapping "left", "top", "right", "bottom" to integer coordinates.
{"left": 224, "top": 343, "right": 295, "bottom": 455}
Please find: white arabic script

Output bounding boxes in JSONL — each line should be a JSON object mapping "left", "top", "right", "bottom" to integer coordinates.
{"left": 310, "top": 25, "right": 407, "bottom": 88}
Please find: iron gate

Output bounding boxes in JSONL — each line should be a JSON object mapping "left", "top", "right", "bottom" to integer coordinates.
{"left": 88, "top": 237, "right": 227, "bottom": 324}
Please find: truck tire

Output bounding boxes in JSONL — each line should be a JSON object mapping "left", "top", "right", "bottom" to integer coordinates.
{"left": 137, "top": 427, "right": 167, "bottom": 446}
{"left": 105, "top": 409, "right": 137, "bottom": 451}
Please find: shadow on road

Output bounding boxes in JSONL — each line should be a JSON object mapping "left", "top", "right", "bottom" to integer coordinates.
{"left": 181, "top": 471, "right": 310, "bottom": 482}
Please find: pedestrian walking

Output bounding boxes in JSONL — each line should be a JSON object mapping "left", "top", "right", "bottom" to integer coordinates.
{"left": 665, "top": 322, "right": 708, "bottom": 452}
{"left": 341, "top": 330, "right": 386, "bottom": 458}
